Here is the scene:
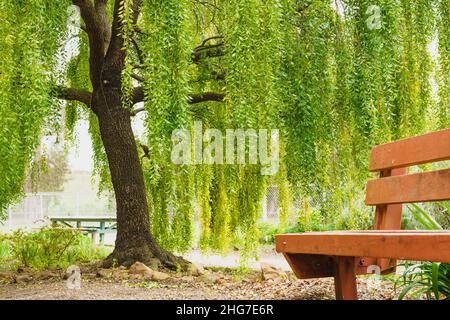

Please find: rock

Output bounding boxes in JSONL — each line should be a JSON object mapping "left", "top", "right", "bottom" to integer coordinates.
{"left": 197, "top": 272, "right": 221, "bottom": 284}
{"left": 129, "top": 262, "right": 154, "bottom": 278}
{"left": 188, "top": 263, "right": 205, "bottom": 276}
{"left": 96, "top": 268, "right": 112, "bottom": 278}
{"left": 129, "top": 274, "right": 144, "bottom": 281}
{"left": 181, "top": 275, "right": 195, "bottom": 282}
{"left": 113, "top": 268, "right": 129, "bottom": 280}
{"left": 147, "top": 258, "right": 161, "bottom": 270}
{"left": 260, "top": 262, "right": 287, "bottom": 281}
{"left": 15, "top": 274, "right": 33, "bottom": 284}
{"left": 0, "top": 271, "right": 15, "bottom": 283}
{"left": 36, "top": 271, "right": 57, "bottom": 281}
{"left": 128, "top": 262, "right": 169, "bottom": 281}
{"left": 215, "top": 277, "right": 226, "bottom": 285}
{"left": 151, "top": 271, "right": 170, "bottom": 281}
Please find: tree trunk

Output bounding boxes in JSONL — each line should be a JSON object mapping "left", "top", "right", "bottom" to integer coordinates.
{"left": 91, "top": 89, "right": 188, "bottom": 270}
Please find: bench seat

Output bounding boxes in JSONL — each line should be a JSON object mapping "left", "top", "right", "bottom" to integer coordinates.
{"left": 276, "top": 230, "right": 450, "bottom": 263}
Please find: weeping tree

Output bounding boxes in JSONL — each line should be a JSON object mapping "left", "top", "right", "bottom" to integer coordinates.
{"left": 0, "top": 0, "right": 449, "bottom": 268}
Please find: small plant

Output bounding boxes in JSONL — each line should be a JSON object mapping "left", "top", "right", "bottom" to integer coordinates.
{"left": 395, "top": 262, "right": 450, "bottom": 300}
{"left": 0, "top": 236, "right": 10, "bottom": 262}
{"left": 0, "top": 227, "right": 110, "bottom": 270}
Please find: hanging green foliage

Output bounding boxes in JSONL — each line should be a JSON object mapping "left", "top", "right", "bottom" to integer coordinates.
{"left": 0, "top": 0, "right": 71, "bottom": 216}
{"left": 0, "top": 0, "right": 448, "bottom": 261}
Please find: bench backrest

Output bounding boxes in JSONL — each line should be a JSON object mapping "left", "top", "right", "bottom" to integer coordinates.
{"left": 365, "top": 128, "right": 450, "bottom": 271}
{"left": 365, "top": 128, "right": 450, "bottom": 231}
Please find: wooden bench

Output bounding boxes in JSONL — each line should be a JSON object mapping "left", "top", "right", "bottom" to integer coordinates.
{"left": 276, "top": 128, "right": 450, "bottom": 300}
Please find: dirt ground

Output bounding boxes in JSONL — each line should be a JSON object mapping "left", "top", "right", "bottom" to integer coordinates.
{"left": 0, "top": 268, "right": 397, "bottom": 300}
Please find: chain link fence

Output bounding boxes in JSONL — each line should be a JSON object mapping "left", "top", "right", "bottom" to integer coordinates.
{"left": 2, "top": 192, "right": 115, "bottom": 231}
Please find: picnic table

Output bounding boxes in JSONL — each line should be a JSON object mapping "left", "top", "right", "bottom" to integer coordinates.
{"left": 49, "top": 216, "right": 117, "bottom": 244}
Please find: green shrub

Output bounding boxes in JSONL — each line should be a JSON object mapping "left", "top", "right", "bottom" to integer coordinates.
{"left": 0, "top": 227, "right": 110, "bottom": 270}
{"left": 394, "top": 202, "right": 450, "bottom": 300}
{"left": 395, "top": 262, "right": 450, "bottom": 300}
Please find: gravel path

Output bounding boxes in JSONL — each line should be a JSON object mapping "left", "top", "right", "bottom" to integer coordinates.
{"left": 0, "top": 270, "right": 396, "bottom": 300}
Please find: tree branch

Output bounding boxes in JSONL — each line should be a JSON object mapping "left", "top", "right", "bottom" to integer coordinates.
{"left": 191, "top": 42, "right": 224, "bottom": 64}
{"left": 131, "top": 37, "right": 144, "bottom": 64}
{"left": 72, "top": 0, "right": 107, "bottom": 89}
{"left": 95, "top": 0, "right": 108, "bottom": 6}
{"left": 132, "top": 86, "right": 146, "bottom": 105}
{"left": 131, "top": 106, "right": 145, "bottom": 116}
{"left": 131, "top": 88, "right": 225, "bottom": 114}
{"left": 188, "top": 92, "right": 225, "bottom": 104}
{"left": 105, "top": 0, "right": 141, "bottom": 73}
{"left": 194, "top": 35, "right": 224, "bottom": 50}
{"left": 131, "top": 73, "right": 146, "bottom": 82}
{"left": 53, "top": 86, "right": 92, "bottom": 106}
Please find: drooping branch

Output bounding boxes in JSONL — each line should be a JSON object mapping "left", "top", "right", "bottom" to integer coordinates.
{"left": 53, "top": 86, "right": 92, "bottom": 106}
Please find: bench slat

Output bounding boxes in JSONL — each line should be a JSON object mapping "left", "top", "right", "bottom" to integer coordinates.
{"left": 365, "top": 168, "right": 450, "bottom": 205}
{"left": 369, "top": 128, "right": 450, "bottom": 171}
{"left": 276, "top": 231, "right": 450, "bottom": 262}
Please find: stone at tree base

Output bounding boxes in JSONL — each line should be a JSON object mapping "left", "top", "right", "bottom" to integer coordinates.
{"left": 180, "top": 275, "right": 195, "bottom": 282}
{"left": 128, "top": 261, "right": 169, "bottom": 281}
{"left": 215, "top": 277, "right": 226, "bottom": 285}
{"left": 0, "top": 271, "right": 15, "bottom": 284}
{"left": 260, "top": 262, "right": 287, "bottom": 281}
{"left": 188, "top": 263, "right": 205, "bottom": 276}
{"left": 147, "top": 258, "right": 161, "bottom": 270}
{"left": 35, "top": 271, "right": 58, "bottom": 281}
{"left": 96, "top": 268, "right": 112, "bottom": 278}
{"left": 129, "top": 274, "right": 144, "bottom": 281}
{"left": 14, "top": 274, "right": 33, "bottom": 284}
{"left": 128, "top": 261, "right": 154, "bottom": 278}
{"left": 151, "top": 271, "right": 170, "bottom": 281}
{"left": 197, "top": 272, "right": 222, "bottom": 284}
{"left": 112, "top": 268, "right": 129, "bottom": 280}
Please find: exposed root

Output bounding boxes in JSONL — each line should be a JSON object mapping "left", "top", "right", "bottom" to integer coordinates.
{"left": 102, "top": 243, "right": 190, "bottom": 271}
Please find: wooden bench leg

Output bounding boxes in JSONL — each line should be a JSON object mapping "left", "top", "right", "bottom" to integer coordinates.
{"left": 334, "top": 256, "right": 357, "bottom": 300}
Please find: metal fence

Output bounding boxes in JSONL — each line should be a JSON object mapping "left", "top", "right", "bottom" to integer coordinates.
{"left": 3, "top": 186, "right": 294, "bottom": 232}
{"left": 2, "top": 192, "right": 115, "bottom": 231}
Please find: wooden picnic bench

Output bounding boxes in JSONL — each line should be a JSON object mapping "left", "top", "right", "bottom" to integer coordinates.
{"left": 276, "top": 128, "right": 450, "bottom": 300}
{"left": 49, "top": 216, "right": 116, "bottom": 244}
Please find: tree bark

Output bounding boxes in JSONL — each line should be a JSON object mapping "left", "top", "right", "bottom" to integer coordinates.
{"left": 91, "top": 88, "right": 188, "bottom": 270}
